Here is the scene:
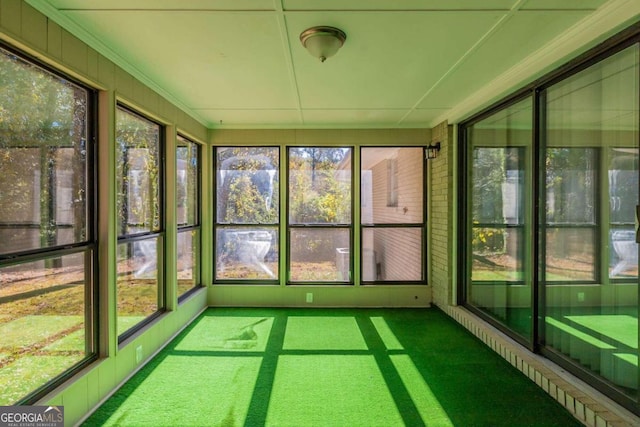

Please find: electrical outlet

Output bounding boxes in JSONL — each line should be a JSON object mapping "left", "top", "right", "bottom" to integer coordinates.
{"left": 135, "top": 345, "right": 143, "bottom": 364}
{"left": 577, "top": 292, "right": 585, "bottom": 302}
{"left": 306, "top": 292, "right": 313, "bottom": 303}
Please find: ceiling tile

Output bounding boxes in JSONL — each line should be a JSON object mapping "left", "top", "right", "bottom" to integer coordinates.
{"left": 283, "top": 0, "right": 516, "bottom": 11}
{"left": 65, "top": 11, "right": 299, "bottom": 109}
{"left": 49, "top": 0, "right": 275, "bottom": 10}
{"left": 289, "top": 11, "right": 505, "bottom": 109}
{"left": 400, "top": 109, "right": 452, "bottom": 126}
{"left": 521, "top": 0, "right": 607, "bottom": 10}
{"left": 418, "top": 10, "right": 592, "bottom": 113}
{"left": 301, "top": 109, "right": 410, "bottom": 126}
{"left": 197, "top": 109, "right": 302, "bottom": 127}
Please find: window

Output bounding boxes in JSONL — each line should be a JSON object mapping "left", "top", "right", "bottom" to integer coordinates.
{"left": 288, "top": 147, "right": 352, "bottom": 283}
{"left": 215, "top": 147, "right": 279, "bottom": 281}
{"left": 0, "top": 46, "right": 96, "bottom": 404}
{"left": 177, "top": 135, "right": 201, "bottom": 299}
{"left": 115, "top": 106, "right": 164, "bottom": 340}
{"left": 361, "top": 147, "right": 425, "bottom": 282}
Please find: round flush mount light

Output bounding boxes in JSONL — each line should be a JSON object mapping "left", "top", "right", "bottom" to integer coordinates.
{"left": 300, "top": 26, "right": 347, "bottom": 62}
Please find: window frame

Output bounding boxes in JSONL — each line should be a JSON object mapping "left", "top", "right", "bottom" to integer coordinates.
{"left": 176, "top": 134, "right": 202, "bottom": 300}
{"left": 0, "top": 43, "right": 98, "bottom": 404}
{"left": 115, "top": 104, "right": 166, "bottom": 344}
{"left": 360, "top": 146, "right": 427, "bottom": 285}
{"left": 286, "top": 146, "right": 354, "bottom": 285}
{"left": 458, "top": 26, "right": 640, "bottom": 415}
{"left": 213, "top": 146, "right": 281, "bottom": 285}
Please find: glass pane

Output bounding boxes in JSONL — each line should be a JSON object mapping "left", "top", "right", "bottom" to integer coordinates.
{"left": 116, "top": 107, "right": 161, "bottom": 236}
{"left": 543, "top": 44, "right": 639, "bottom": 399}
{"left": 0, "top": 252, "right": 90, "bottom": 404}
{"left": 362, "top": 228, "right": 422, "bottom": 281}
{"left": 471, "top": 227, "right": 523, "bottom": 281}
{"left": 361, "top": 147, "right": 423, "bottom": 224}
{"left": 466, "top": 97, "right": 532, "bottom": 339}
{"left": 177, "top": 137, "right": 199, "bottom": 227}
{"left": 290, "top": 228, "right": 350, "bottom": 282}
{"left": 117, "top": 237, "right": 161, "bottom": 337}
{"left": 545, "top": 228, "right": 595, "bottom": 281}
{"left": 609, "top": 148, "right": 638, "bottom": 225}
{"left": 472, "top": 148, "right": 524, "bottom": 225}
{"left": 546, "top": 148, "right": 595, "bottom": 224}
{"left": 289, "top": 147, "right": 351, "bottom": 224}
{"left": 0, "top": 48, "right": 88, "bottom": 255}
{"left": 216, "top": 226, "right": 278, "bottom": 280}
{"left": 178, "top": 229, "right": 199, "bottom": 297}
{"left": 216, "top": 147, "right": 279, "bottom": 224}
{"left": 610, "top": 228, "right": 638, "bottom": 279}
{"left": 608, "top": 148, "right": 638, "bottom": 280}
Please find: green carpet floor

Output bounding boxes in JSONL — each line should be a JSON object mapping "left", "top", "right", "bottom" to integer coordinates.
{"left": 83, "top": 308, "right": 582, "bottom": 427}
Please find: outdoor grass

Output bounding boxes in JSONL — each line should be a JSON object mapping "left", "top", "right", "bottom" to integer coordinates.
{"left": 84, "top": 308, "right": 582, "bottom": 427}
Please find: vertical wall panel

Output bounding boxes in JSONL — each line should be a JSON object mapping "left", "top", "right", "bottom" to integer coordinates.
{"left": 46, "top": 18, "right": 62, "bottom": 60}
{"left": 0, "top": 0, "right": 21, "bottom": 38}
{"left": 61, "top": 28, "right": 87, "bottom": 74}
{"left": 21, "top": 3, "right": 46, "bottom": 51}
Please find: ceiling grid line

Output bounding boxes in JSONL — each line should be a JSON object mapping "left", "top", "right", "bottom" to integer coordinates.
{"left": 397, "top": 0, "right": 529, "bottom": 126}
{"left": 272, "top": 0, "right": 305, "bottom": 127}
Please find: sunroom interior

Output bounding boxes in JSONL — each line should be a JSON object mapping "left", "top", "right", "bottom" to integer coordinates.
{"left": 1, "top": 0, "right": 640, "bottom": 425}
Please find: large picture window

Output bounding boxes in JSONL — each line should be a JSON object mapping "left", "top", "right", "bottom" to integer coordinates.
{"left": 115, "top": 106, "right": 164, "bottom": 340}
{"left": 361, "top": 147, "right": 425, "bottom": 282}
{"left": 288, "top": 147, "right": 352, "bottom": 283}
{"left": 0, "top": 46, "right": 96, "bottom": 404}
{"left": 215, "top": 147, "right": 279, "bottom": 281}
{"left": 177, "top": 135, "right": 201, "bottom": 299}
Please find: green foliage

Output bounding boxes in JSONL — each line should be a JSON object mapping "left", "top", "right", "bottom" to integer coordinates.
{"left": 115, "top": 108, "right": 161, "bottom": 235}
{"left": 288, "top": 148, "right": 351, "bottom": 224}
{"left": 0, "top": 47, "right": 88, "bottom": 248}
{"left": 217, "top": 147, "right": 279, "bottom": 224}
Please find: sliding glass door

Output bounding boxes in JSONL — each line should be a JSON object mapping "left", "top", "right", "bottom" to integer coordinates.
{"left": 465, "top": 98, "right": 533, "bottom": 340}
{"left": 461, "top": 37, "right": 640, "bottom": 411}
{"left": 541, "top": 43, "right": 639, "bottom": 401}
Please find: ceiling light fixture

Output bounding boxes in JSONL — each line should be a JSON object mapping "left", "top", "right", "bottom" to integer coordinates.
{"left": 300, "top": 26, "right": 346, "bottom": 62}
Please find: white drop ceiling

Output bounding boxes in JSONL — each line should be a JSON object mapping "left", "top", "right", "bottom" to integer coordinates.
{"left": 26, "top": 0, "right": 640, "bottom": 129}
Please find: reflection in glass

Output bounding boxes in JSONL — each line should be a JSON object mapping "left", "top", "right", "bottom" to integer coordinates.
{"left": 117, "top": 238, "right": 160, "bottom": 337}
{"left": 178, "top": 230, "right": 199, "bottom": 297}
{"left": 543, "top": 44, "right": 639, "bottom": 399}
{"left": 289, "top": 147, "right": 351, "bottom": 225}
{"left": 0, "top": 252, "right": 89, "bottom": 405}
{"left": 216, "top": 226, "right": 278, "bottom": 280}
{"left": 545, "top": 228, "right": 595, "bottom": 281}
{"left": 115, "top": 107, "right": 161, "bottom": 236}
{"left": 609, "top": 148, "right": 638, "bottom": 279}
{"left": 0, "top": 46, "right": 88, "bottom": 255}
{"left": 362, "top": 228, "right": 422, "bottom": 281}
{"left": 467, "top": 98, "right": 532, "bottom": 339}
{"left": 471, "top": 227, "right": 523, "bottom": 281}
{"left": 177, "top": 138, "right": 199, "bottom": 227}
{"left": 545, "top": 148, "right": 595, "bottom": 224}
{"left": 217, "top": 147, "right": 279, "bottom": 224}
{"left": 290, "top": 228, "right": 350, "bottom": 282}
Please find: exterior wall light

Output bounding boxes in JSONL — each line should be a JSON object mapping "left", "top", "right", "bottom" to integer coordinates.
{"left": 426, "top": 142, "right": 441, "bottom": 160}
{"left": 300, "top": 26, "right": 347, "bottom": 62}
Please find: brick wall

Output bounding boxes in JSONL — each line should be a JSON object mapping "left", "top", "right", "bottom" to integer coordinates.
{"left": 429, "top": 121, "right": 454, "bottom": 307}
